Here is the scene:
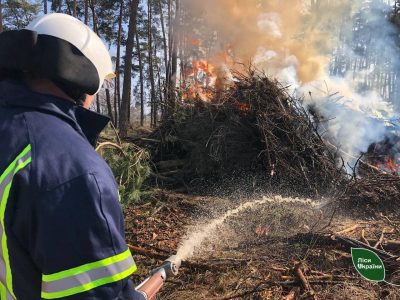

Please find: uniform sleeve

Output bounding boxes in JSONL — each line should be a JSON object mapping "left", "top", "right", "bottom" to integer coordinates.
{"left": 31, "top": 173, "right": 146, "bottom": 300}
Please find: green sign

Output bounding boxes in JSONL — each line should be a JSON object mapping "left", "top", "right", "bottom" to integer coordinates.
{"left": 351, "top": 248, "right": 385, "bottom": 282}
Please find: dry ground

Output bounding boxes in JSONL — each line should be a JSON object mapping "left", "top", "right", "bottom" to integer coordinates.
{"left": 124, "top": 190, "right": 400, "bottom": 300}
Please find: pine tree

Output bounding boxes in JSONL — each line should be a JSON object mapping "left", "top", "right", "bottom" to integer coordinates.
{"left": 119, "top": 0, "right": 140, "bottom": 137}
{"left": 136, "top": 27, "right": 145, "bottom": 126}
{"left": 148, "top": 0, "right": 157, "bottom": 127}
{"left": 114, "top": 0, "right": 123, "bottom": 126}
{"left": 0, "top": 0, "right": 3, "bottom": 32}
{"left": 2, "top": 0, "right": 40, "bottom": 30}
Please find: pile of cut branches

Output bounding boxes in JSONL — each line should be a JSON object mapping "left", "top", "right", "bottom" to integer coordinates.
{"left": 342, "top": 163, "right": 400, "bottom": 211}
{"left": 148, "top": 72, "right": 346, "bottom": 197}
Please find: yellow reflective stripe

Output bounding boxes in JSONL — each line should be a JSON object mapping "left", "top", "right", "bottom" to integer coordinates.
{"left": 0, "top": 281, "right": 15, "bottom": 300}
{"left": 41, "top": 249, "right": 138, "bottom": 298}
{"left": 43, "top": 249, "right": 133, "bottom": 282}
{"left": 41, "top": 262, "right": 137, "bottom": 299}
{"left": 0, "top": 145, "right": 31, "bottom": 183}
{"left": 0, "top": 144, "right": 32, "bottom": 299}
{"left": 2, "top": 157, "right": 32, "bottom": 297}
{"left": 0, "top": 282, "right": 6, "bottom": 300}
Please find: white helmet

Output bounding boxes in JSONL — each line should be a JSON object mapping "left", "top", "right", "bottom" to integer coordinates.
{"left": 26, "top": 13, "right": 114, "bottom": 94}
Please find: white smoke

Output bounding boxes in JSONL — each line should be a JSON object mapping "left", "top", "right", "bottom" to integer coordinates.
{"left": 255, "top": 0, "right": 399, "bottom": 167}
{"left": 257, "top": 13, "right": 283, "bottom": 38}
{"left": 182, "top": 0, "right": 400, "bottom": 168}
{"left": 302, "top": 77, "right": 393, "bottom": 159}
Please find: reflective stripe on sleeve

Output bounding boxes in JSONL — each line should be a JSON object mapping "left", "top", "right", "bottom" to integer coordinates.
{"left": 0, "top": 144, "right": 32, "bottom": 299}
{"left": 41, "top": 249, "right": 137, "bottom": 299}
{"left": 0, "top": 282, "right": 15, "bottom": 300}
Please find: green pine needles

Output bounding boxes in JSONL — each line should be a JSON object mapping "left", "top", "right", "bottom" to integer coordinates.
{"left": 99, "top": 142, "right": 151, "bottom": 204}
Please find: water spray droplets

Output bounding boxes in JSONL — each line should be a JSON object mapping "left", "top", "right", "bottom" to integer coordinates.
{"left": 175, "top": 196, "right": 319, "bottom": 261}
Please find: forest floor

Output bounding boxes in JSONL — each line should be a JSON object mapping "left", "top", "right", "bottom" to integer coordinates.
{"left": 124, "top": 190, "right": 400, "bottom": 300}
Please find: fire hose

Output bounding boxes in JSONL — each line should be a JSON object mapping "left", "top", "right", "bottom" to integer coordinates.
{"left": 136, "top": 255, "right": 182, "bottom": 300}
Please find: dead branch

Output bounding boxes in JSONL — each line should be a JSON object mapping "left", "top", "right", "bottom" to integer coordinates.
{"left": 336, "top": 224, "right": 360, "bottom": 235}
{"left": 361, "top": 230, "right": 370, "bottom": 246}
{"left": 294, "top": 262, "right": 318, "bottom": 300}
{"left": 374, "top": 231, "right": 385, "bottom": 249}
{"left": 96, "top": 142, "right": 124, "bottom": 154}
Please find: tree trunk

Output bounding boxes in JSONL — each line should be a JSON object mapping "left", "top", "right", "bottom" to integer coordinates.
{"left": 65, "top": 1, "right": 73, "bottom": 15}
{"left": 0, "top": 0, "right": 3, "bottom": 33}
{"left": 172, "top": 0, "right": 180, "bottom": 80}
{"left": 114, "top": 0, "right": 123, "bottom": 127}
{"left": 44, "top": 0, "right": 48, "bottom": 14}
{"left": 157, "top": 59, "right": 163, "bottom": 119}
{"left": 119, "top": 0, "right": 140, "bottom": 137}
{"left": 89, "top": 0, "right": 97, "bottom": 33}
{"left": 148, "top": 0, "right": 157, "bottom": 127}
{"left": 84, "top": 0, "right": 89, "bottom": 24}
{"left": 164, "top": 0, "right": 172, "bottom": 117}
{"left": 179, "top": 32, "right": 185, "bottom": 91}
{"left": 135, "top": 29, "right": 145, "bottom": 127}
{"left": 58, "top": 0, "right": 62, "bottom": 12}
{"left": 113, "top": 80, "right": 118, "bottom": 126}
{"left": 73, "top": 0, "right": 77, "bottom": 17}
{"left": 105, "top": 88, "right": 114, "bottom": 124}
{"left": 96, "top": 94, "right": 101, "bottom": 113}
{"left": 169, "top": 0, "right": 179, "bottom": 112}
{"left": 159, "top": 0, "right": 168, "bottom": 73}
{"left": 89, "top": 0, "right": 102, "bottom": 116}
{"left": 159, "top": 0, "right": 168, "bottom": 110}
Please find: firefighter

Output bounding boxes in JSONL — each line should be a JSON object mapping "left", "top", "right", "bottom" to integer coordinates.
{"left": 0, "top": 13, "right": 150, "bottom": 299}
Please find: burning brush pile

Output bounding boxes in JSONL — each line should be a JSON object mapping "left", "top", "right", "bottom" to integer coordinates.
{"left": 149, "top": 72, "right": 346, "bottom": 197}
{"left": 342, "top": 135, "right": 400, "bottom": 211}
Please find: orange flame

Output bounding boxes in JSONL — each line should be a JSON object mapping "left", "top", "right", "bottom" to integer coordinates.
{"left": 386, "top": 158, "right": 398, "bottom": 173}
{"left": 373, "top": 156, "right": 400, "bottom": 174}
{"left": 387, "top": 158, "right": 394, "bottom": 170}
{"left": 181, "top": 59, "right": 218, "bottom": 102}
{"left": 180, "top": 46, "right": 235, "bottom": 102}
{"left": 188, "top": 38, "right": 201, "bottom": 47}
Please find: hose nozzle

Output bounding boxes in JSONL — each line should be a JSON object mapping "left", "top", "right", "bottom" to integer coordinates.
{"left": 137, "top": 255, "right": 182, "bottom": 300}
{"left": 161, "top": 255, "right": 181, "bottom": 277}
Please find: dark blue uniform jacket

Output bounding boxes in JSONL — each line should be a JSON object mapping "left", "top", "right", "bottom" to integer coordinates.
{"left": 0, "top": 80, "right": 145, "bottom": 300}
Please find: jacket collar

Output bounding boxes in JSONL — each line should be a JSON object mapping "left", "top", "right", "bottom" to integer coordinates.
{"left": 0, "top": 79, "right": 109, "bottom": 146}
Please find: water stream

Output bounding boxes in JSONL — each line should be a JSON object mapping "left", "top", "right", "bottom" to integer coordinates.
{"left": 175, "top": 195, "right": 319, "bottom": 261}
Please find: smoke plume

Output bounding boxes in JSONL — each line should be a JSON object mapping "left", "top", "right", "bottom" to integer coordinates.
{"left": 180, "top": 0, "right": 400, "bottom": 167}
